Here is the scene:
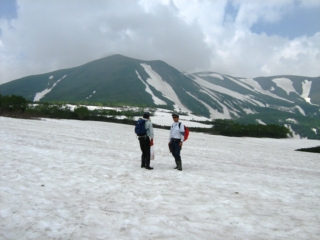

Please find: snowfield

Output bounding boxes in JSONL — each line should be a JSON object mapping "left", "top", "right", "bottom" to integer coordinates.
{"left": 1, "top": 116, "right": 320, "bottom": 239}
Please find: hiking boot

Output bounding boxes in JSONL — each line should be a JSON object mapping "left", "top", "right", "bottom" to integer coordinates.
{"left": 177, "top": 161, "right": 182, "bottom": 171}
{"left": 174, "top": 160, "right": 178, "bottom": 169}
{"left": 141, "top": 159, "right": 146, "bottom": 168}
{"left": 146, "top": 166, "right": 153, "bottom": 170}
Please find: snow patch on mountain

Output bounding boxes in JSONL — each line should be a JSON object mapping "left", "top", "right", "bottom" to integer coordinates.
{"left": 64, "top": 105, "right": 212, "bottom": 128}
{"left": 200, "top": 89, "right": 233, "bottom": 119}
{"left": 135, "top": 70, "right": 166, "bottom": 105}
{"left": 286, "top": 118, "right": 298, "bottom": 124}
{"left": 312, "top": 128, "right": 317, "bottom": 134}
{"left": 272, "top": 78, "right": 298, "bottom": 95}
{"left": 226, "top": 76, "right": 258, "bottom": 93}
{"left": 239, "top": 78, "right": 293, "bottom": 103}
{"left": 49, "top": 76, "right": 54, "bottom": 79}
{"left": 285, "top": 124, "right": 301, "bottom": 139}
{"left": 244, "top": 108, "right": 256, "bottom": 114}
{"left": 197, "top": 72, "right": 224, "bottom": 80}
{"left": 86, "top": 91, "right": 96, "bottom": 100}
{"left": 190, "top": 74, "right": 265, "bottom": 107}
{"left": 186, "top": 91, "right": 228, "bottom": 119}
{"left": 34, "top": 75, "right": 67, "bottom": 102}
{"left": 301, "top": 80, "right": 312, "bottom": 104}
{"left": 150, "top": 109, "right": 213, "bottom": 128}
{"left": 295, "top": 105, "right": 306, "bottom": 116}
{"left": 256, "top": 119, "right": 266, "bottom": 125}
{"left": 140, "top": 63, "right": 190, "bottom": 112}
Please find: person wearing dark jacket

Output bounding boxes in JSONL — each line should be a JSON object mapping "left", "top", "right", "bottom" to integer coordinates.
{"left": 137, "top": 112, "right": 154, "bottom": 170}
{"left": 168, "top": 113, "right": 184, "bottom": 171}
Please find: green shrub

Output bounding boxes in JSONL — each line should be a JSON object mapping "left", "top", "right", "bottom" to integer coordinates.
{"left": 74, "top": 106, "right": 90, "bottom": 120}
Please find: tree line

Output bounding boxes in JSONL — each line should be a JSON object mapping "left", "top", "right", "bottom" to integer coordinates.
{"left": 0, "top": 94, "right": 291, "bottom": 138}
{"left": 207, "top": 119, "right": 291, "bottom": 138}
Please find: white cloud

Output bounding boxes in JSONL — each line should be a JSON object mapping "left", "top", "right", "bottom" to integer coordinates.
{"left": 299, "top": 0, "right": 320, "bottom": 8}
{"left": 233, "top": 0, "right": 294, "bottom": 26}
{"left": 0, "top": 0, "right": 319, "bottom": 84}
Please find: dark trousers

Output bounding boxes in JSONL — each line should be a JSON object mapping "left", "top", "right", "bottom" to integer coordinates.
{"left": 139, "top": 137, "right": 150, "bottom": 167}
{"left": 170, "top": 139, "right": 181, "bottom": 162}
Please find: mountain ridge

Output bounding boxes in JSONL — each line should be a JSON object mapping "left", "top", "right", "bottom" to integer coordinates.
{"left": 0, "top": 54, "right": 319, "bottom": 139}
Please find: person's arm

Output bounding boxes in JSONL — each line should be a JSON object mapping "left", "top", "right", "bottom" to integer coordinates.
{"left": 179, "top": 123, "right": 185, "bottom": 146}
{"left": 146, "top": 120, "right": 154, "bottom": 139}
{"left": 149, "top": 122, "right": 154, "bottom": 139}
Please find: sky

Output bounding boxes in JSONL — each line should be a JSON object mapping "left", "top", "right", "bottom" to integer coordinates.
{"left": 1, "top": 116, "right": 320, "bottom": 239}
{"left": 0, "top": 0, "right": 320, "bottom": 85}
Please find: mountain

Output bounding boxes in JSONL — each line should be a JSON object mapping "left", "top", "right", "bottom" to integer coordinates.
{"left": 1, "top": 54, "right": 319, "bottom": 138}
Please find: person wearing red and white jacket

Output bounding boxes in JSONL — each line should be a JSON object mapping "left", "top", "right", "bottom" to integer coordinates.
{"left": 168, "top": 113, "right": 184, "bottom": 171}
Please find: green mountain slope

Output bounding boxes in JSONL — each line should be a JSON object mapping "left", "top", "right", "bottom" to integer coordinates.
{"left": 0, "top": 54, "right": 319, "bottom": 138}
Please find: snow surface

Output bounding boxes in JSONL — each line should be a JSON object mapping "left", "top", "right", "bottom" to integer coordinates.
{"left": 1, "top": 116, "right": 320, "bottom": 239}
{"left": 64, "top": 106, "right": 213, "bottom": 128}
{"left": 66, "top": 105, "right": 116, "bottom": 112}
{"left": 148, "top": 108, "right": 213, "bottom": 128}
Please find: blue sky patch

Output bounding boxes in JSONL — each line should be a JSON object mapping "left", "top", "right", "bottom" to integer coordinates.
{"left": 0, "top": 0, "right": 17, "bottom": 20}
{"left": 251, "top": 6, "right": 320, "bottom": 39}
{"left": 224, "top": 0, "right": 238, "bottom": 22}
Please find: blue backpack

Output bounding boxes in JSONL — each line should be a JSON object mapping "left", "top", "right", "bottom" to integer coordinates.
{"left": 135, "top": 119, "right": 147, "bottom": 136}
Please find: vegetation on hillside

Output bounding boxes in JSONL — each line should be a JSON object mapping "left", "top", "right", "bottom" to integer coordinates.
{"left": 0, "top": 94, "right": 296, "bottom": 139}
{"left": 234, "top": 107, "right": 320, "bottom": 140}
{"left": 183, "top": 119, "right": 291, "bottom": 139}
{"left": 295, "top": 146, "right": 320, "bottom": 153}
{"left": 0, "top": 94, "right": 152, "bottom": 123}
{"left": 0, "top": 94, "right": 29, "bottom": 113}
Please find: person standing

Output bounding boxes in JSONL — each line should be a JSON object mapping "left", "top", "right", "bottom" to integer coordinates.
{"left": 137, "top": 112, "right": 154, "bottom": 170}
{"left": 168, "top": 113, "right": 184, "bottom": 171}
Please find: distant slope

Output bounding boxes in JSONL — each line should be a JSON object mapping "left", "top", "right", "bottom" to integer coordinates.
{"left": 0, "top": 54, "right": 319, "bottom": 123}
{"left": 186, "top": 72, "right": 320, "bottom": 119}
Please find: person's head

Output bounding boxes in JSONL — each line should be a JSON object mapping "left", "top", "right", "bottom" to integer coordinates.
{"left": 143, "top": 112, "right": 150, "bottom": 119}
{"left": 172, "top": 113, "right": 179, "bottom": 122}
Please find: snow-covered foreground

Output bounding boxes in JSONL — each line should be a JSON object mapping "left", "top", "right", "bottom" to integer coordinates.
{"left": 1, "top": 117, "right": 320, "bottom": 239}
